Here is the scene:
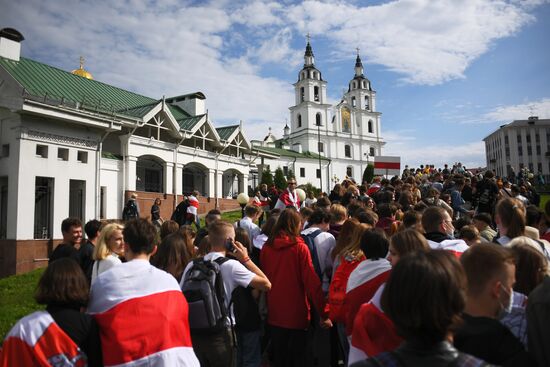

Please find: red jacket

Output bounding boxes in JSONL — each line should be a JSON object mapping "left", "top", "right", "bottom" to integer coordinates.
{"left": 260, "top": 234, "right": 327, "bottom": 329}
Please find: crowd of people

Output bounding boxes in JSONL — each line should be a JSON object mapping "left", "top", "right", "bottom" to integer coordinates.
{"left": 1, "top": 163, "right": 550, "bottom": 367}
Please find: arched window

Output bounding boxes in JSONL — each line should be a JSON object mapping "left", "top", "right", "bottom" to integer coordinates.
{"left": 346, "top": 166, "right": 353, "bottom": 178}
{"left": 297, "top": 114, "right": 302, "bottom": 128}
{"left": 345, "top": 145, "right": 351, "bottom": 158}
{"left": 300, "top": 87, "right": 305, "bottom": 102}
{"left": 368, "top": 120, "right": 373, "bottom": 133}
{"left": 365, "top": 96, "right": 370, "bottom": 110}
{"left": 351, "top": 96, "right": 356, "bottom": 108}
{"left": 301, "top": 72, "right": 305, "bottom": 80}
{"left": 314, "top": 86, "right": 319, "bottom": 101}
{"left": 316, "top": 113, "right": 321, "bottom": 126}
{"left": 362, "top": 81, "right": 366, "bottom": 88}
{"left": 352, "top": 82, "right": 356, "bottom": 89}
{"left": 313, "top": 71, "right": 317, "bottom": 79}
{"left": 136, "top": 155, "right": 164, "bottom": 193}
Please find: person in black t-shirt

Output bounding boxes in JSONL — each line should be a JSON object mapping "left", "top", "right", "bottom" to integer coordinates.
{"left": 49, "top": 217, "right": 83, "bottom": 264}
{"left": 455, "top": 245, "right": 535, "bottom": 366}
{"left": 79, "top": 219, "right": 101, "bottom": 285}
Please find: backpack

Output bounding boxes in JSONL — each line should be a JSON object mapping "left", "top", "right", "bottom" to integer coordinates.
{"left": 122, "top": 200, "right": 138, "bottom": 221}
{"left": 301, "top": 229, "right": 323, "bottom": 280}
{"left": 181, "top": 257, "right": 230, "bottom": 334}
{"left": 171, "top": 199, "right": 190, "bottom": 226}
{"left": 328, "top": 255, "right": 365, "bottom": 323}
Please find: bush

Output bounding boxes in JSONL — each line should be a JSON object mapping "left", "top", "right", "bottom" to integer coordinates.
{"left": 274, "top": 167, "right": 288, "bottom": 191}
{"left": 260, "top": 167, "right": 274, "bottom": 187}
{"left": 298, "top": 182, "right": 321, "bottom": 197}
{"left": 363, "top": 164, "right": 374, "bottom": 184}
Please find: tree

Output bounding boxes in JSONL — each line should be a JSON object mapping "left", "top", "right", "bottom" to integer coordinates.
{"left": 274, "top": 167, "right": 288, "bottom": 191}
{"left": 299, "top": 182, "right": 321, "bottom": 197}
{"left": 363, "top": 164, "right": 374, "bottom": 184}
{"left": 286, "top": 168, "right": 295, "bottom": 181}
{"left": 260, "top": 167, "right": 274, "bottom": 187}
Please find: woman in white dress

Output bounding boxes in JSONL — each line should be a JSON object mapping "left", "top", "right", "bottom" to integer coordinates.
{"left": 91, "top": 223, "right": 124, "bottom": 285}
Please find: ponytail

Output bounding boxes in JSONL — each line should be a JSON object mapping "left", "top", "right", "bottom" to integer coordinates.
{"left": 496, "top": 198, "right": 526, "bottom": 239}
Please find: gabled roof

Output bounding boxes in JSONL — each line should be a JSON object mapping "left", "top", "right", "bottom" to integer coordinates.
{"left": 177, "top": 114, "right": 206, "bottom": 131}
{"left": 0, "top": 56, "right": 155, "bottom": 116}
{"left": 216, "top": 125, "right": 239, "bottom": 141}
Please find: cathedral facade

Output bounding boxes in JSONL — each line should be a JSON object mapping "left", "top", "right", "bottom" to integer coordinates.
{"left": 252, "top": 41, "right": 385, "bottom": 190}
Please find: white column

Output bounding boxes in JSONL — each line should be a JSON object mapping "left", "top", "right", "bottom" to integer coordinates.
{"left": 216, "top": 171, "right": 223, "bottom": 200}
{"left": 208, "top": 169, "right": 216, "bottom": 199}
{"left": 175, "top": 163, "right": 184, "bottom": 195}
{"left": 126, "top": 156, "right": 138, "bottom": 191}
{"left": 164, "top": 162, "right": 174, "bottom": 194}
{"left": 240, "top": 173, "right": 249, "bottom": 193}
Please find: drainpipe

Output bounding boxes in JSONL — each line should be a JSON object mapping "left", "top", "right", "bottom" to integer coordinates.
{"left": 173, "top": 133, "right": 187, "bottom": 211}
{"left": 214, "top": 141, "right": 231, "bottom": 209}
{"left": 121, "top": 122, "right": 142, "bottom": 214}
{"left": 326, "top": 159, "right": 332, "bottom": 194}
{"left": 96, "top": 130, "right": 111, "bottom": 219}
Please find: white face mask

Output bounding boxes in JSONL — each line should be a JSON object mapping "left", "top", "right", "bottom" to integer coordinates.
{"left": 498, "top": 284, "right": 514, "bottom": 319}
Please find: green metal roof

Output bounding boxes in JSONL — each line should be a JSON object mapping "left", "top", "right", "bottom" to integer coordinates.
{"left": 177, "top": 114, "right": 205, "bottom": 131}
{"left": 216, "top": 125, "right": 239, "bottom": 141}
{"left": 116, "top": 101, "right": 158, "bottom": 118}
{"left": 254, "top": 146, "right": 330, "bottom": 161}
{"left": 0, "top": 56, "right": 156, "bottom": 116}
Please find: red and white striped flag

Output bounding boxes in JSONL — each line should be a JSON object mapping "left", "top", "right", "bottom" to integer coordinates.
{"left": 0, "top": 311, "right": 86, "bottom": 366}
{"left": 344, "top": 259, "right": 391, "bottom": 336}
{"left": 87, "top": 259, "right": 199, "bottom": 366}
{"left": 186, "top": 195, "right": 200, "bottom": 216}
{"left": 427, "top": 239, "right": 469, "bottom": 258}
{"left": 348, "top": 284, "right": 403, "bottom": 365}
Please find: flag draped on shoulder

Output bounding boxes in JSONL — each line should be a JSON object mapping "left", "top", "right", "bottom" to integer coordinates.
{"left": 348, "top": 284, "right": 403, "bottom": 365}
{"left": 87, "top": 260, "right": 199, "bottom": 367}
{"left": 0, "top": 311, "right": 86, "bottom": 367}
{"left": 186, "top": 195, "right": 200, "bottom": 216}
{"left": 344, "top": 259, "right": 391, "bottom": 336}
{"left": 427, "top": 239, "right": 469, "bottom": 258}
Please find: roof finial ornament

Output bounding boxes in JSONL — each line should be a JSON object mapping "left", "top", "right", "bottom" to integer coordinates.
{"left": 356, "top": 47, "right": 360, "bottom": 56}
{"left": 72, "top": 55, "right": 93, "bottom": 79}
{"left": 79, "top": 56, "right": 85, "bottom": 70}
{"left": 306, "top": 32, "right": 311, "bottom": 43}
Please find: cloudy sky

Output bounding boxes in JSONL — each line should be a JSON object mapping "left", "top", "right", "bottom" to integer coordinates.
{"left": 2, "top": 0, "right": 549, "bottom": 169}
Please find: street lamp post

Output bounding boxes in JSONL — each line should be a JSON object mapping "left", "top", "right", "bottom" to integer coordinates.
{"left": 237, "top": 192, "right": 249, "bottom": 218}
{"left": 317, "top": 121, "right": 322, "bottom": 193}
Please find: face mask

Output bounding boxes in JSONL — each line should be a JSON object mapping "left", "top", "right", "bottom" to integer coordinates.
{"left": 498, "top": 284, "right": 514, "bottom": 319}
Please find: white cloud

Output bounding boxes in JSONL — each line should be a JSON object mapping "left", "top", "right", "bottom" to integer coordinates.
{"left": 286, "top": 0, "right": 537, "bottom": 85}
{"left": 231, "top": 1, "right": 283, "bottom": 27}
{"left": 483, "top": 98, "right": 550, "bottom": 122}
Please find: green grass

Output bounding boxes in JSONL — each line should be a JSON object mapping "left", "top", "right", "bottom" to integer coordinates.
{"left": 540, "top": 194, "right": 549, "bottom": 211}
{"left": 0, "top": 268, "right": 45, "bottom": 342}
{"left": 0, "top": 210, "right": 243, "bottom": 343}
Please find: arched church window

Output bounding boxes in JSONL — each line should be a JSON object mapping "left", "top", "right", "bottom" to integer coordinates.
{"left": 368, "top": 120, "right": 373, "bottom": 133}
{"left": 365, "top": 96, "right": 370, "bottom": 110}
{"left": 316, "top": 113, "right": 321, "bottom": 126}
{"left": 362, "top": 81, "right": 366, "bottom": 88}
{"left": 298, "top": 114, "right": 302, "bottom": 128}
{"left": 351, "top": 96, "right": 356, "bottom": 108}
{"left": 313, "top": 71, "right": 317, "bottom": 79}
{"left": 346, "top": 166, "right": 353, "bottom": 178}
{"left": 314, "top": 86, "right": 319, "bottom": 101}
{"left": 300, "top": 87, "right": 305, "bottom": 102}
{"left": 301, "top": 72, "right": 305, "bottom": 80}
{"left": 345, "top": 145, "right": 351, "bottom": 158}
{"left": 341, "top": 107, "right": 351, "bottom": 133}
{"left": 352, "top": 82, "right": 356, "bottom": 89}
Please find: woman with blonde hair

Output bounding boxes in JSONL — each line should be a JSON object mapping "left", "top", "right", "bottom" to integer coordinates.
{"left": 329, "top": 204, "right": 348, "bottom": 239}
{"left": 91, "top": 222, "right": 124, "bottom": 285}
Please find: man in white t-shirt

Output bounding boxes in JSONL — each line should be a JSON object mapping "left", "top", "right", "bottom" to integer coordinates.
{"left": 180, "top": 220, "right": 271, "bottom": 367}
{"left": 236, "top": 205, "right": 262, "bottom": 242}
{"left": 301, "top": 209, "right": 336, "bottom": 292}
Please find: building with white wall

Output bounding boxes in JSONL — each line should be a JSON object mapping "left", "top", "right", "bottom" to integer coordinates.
{"left": 251, "top": 41, "right": 385, "bottom": 191}
{"left": 483, "top": 116, "right": 550, "bottom": 180}
{"left": 0, "top": 28, "right": 275, "bottom": 276}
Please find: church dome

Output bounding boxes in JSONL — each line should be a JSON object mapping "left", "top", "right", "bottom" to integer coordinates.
{"left": 71, "top": 56, "right": 93, "bottom": 80}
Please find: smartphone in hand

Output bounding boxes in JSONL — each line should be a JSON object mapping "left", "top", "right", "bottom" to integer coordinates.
{"left": 224, "top": 238, "right": 236, "bottom": 253}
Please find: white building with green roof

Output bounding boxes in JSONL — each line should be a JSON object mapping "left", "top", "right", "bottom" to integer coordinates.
{"left": 0, "top": 28, "right": 275, "bottom": 276}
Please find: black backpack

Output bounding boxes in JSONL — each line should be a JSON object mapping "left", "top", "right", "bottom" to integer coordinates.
{"left": 122, "top": 200, "right": 138, "bottom": 221}
{"left": 181, "top": 257, "right": 230, "bottom": 334}
{"left": 301, "top": 229, "right": 323, "bottom": 280}
{"left": 171, "top": 199, "right": 190, "bottom": 226}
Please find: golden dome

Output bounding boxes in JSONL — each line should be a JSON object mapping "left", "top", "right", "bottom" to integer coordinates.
{"left": 71, "top": 56, "right": 93, "bottom": 80}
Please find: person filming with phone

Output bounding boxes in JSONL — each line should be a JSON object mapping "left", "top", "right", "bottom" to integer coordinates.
{"left": 180, "top": 220, "right": 271, "bottom": 367}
